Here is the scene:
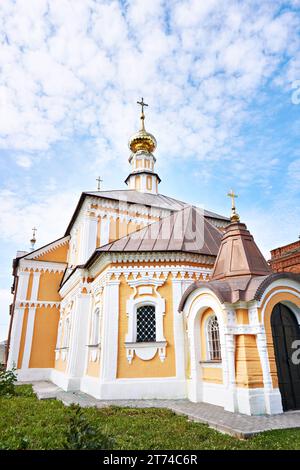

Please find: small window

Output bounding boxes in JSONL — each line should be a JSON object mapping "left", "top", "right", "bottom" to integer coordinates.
{"left": 207, "top": 315, "right": 221, "bottom": 361}
{"left": 136, "top": 305, "right": 156, "bottom": 342}
{"left": 91, "top": 308, "right": 100, "bottom": 345}
{"left": 63, "top": 317, "right": 71, "bottom": 348}
{"left": 56, "top": 320, "right": 63, "bottom": 349}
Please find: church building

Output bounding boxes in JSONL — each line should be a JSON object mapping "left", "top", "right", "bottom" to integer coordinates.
{"left": 6, "top": 101, "right": 300, "bottom": 416}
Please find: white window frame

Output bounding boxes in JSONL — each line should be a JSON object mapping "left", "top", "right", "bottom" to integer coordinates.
{"left": 205, "top": 314, "right": 222, "bottom": 362}
{"left": 125, "top": 296, "right": 167, "bottom": 364}
{"left": 90, "top": 307, "right": 101, "bottom": 346}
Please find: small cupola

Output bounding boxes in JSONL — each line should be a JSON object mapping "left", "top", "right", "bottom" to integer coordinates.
{"left": 125, "top": 98, "right": 161, "bottom": 194}
{"left": 211, "top": 191, "right": 272, "bottom": 280}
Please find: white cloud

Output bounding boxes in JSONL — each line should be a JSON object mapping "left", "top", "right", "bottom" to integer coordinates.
{"left": 16, "top": 154, "right": 32, "bottom": 168}
{"left": 0, "top": 189, "right": 77, "bottom": 247}
{"left": 0, "top": 0, "right": 297, "bottom": 166}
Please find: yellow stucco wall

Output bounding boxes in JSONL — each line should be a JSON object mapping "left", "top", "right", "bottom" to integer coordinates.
{"left": 235, "top": 335, "right": 264, "bottom": 388}
{"left": 117, "top": 273, "right": 176, "bottom": 378}
{"left": 86, "top": 360, "right": 100, "bottom": 377}
{"left": 29, "top": 306, "right": 60, "bottom": 368}
{"left": 202, "top": 367, "right": 223, "bottom": 384}
{"left": 34, "top": 241, "right": 69, "bottom": 262}
{"left": 37, "top": 271, "right": 62, "bottom": 301}
{"left": 236, "top": 308, "right": 249, "bottom": 324}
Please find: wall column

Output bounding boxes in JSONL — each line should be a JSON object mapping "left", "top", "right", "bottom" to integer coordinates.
{"left": 79, "top": 214, "right": 98, "bottom": 263}
{"left": 7, "top": 270, "right": 30, "bottom": 369}
{"left": 172, "top": 279, "right": 186, "bottom": 381}
{"left": 66, "top": 293, "right": 91, "bottom": 389}
{"left": 100, "top": 279, "right": 120, "bottom": 382}
{"left": 7, "top": 307, "right": 24, "bottom": 369}
{"left": 256, "top": 331, "right": 283, "bottom": 414}
{"left": 100, "top": 216, "right": 110, "bottom": 246}
{"left": 224, "top": 334, "right": 237, "bottom": 412}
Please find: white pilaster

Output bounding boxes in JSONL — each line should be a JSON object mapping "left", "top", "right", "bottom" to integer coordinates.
{"left": 100, "top": 280, "right": 120, "bottom": 381}
{"left": 31, "top": 271, "right": 41, "bottom": 300}
{"left": 100, "top": 216, "right": 110, "bottom": 247}
{"left": 17, "top": 271, "right": 30, "bottom": 300}
{"left": 256, "top": 331, "right": 283, "bottom": 414}
{"left": 224, "top": 334, "right": 237, "bottom": 412}
{"left": 78, "top": 215, "right": 98, "bottom": 263}
{"left": 7, "top": 307, "right": 24, "bottom": 369}
{"left": 66, "top": 293, "right": 91, "bottom": 386}
{"left": 172, "top": 279, "right": 186, "bottom": 380}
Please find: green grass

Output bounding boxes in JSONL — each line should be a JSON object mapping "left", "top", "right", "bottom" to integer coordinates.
{"left": 0, "top": 385, "right": 299, "bottom": 449}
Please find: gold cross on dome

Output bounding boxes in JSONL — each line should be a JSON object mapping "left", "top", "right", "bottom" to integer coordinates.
{"left": 137, "top": 98, "right": 148, "bottom": 130}
{"left": 137, "top": 97, "right": 148, "bottom": 114}
{"left": 227, "top": 189, "right": 240, "bottom": 223}
{"left": 96, "top": 176, "right": 103, "bottom": 191}
{"left": 227, "top": 189, "right": 238, "bottom": 209}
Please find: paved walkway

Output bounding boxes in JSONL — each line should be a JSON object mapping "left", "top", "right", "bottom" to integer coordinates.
{"left": 29, "top": 381, "right": 300, "bottom": 439}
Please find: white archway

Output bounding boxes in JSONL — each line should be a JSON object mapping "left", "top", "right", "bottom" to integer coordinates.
{"left": 183, "top": 288, "right": 227, "bottom": 404}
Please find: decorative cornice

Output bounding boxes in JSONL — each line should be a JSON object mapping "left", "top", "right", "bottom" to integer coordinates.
{"left": 224, "top": 324, "right": 264, "bottom": 335}
{"left": 24, "top": 236, "right": 70, "bottom": 260}
{"left": 19, "top": 259, "right": 67, "bottom": 273}
{"left": 16, "top": 300, "right": 60, "bottom": 309}
{"left": 89, "top": 251, "right": 215, "bottom": 278}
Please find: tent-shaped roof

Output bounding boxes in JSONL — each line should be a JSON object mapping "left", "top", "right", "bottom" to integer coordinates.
{"left": 211, "top": 221, "right": 271, "bottom": 280}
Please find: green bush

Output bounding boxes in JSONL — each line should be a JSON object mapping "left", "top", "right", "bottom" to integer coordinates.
{"left": 0, "top": 367, "right": 17, "bottom": 396}
{"left": 63, "top": 404, "right": 114, "bottom": 450}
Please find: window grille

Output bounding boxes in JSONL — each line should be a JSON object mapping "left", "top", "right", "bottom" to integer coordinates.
{"left": 207, "top": 315, "right": 221, "bottom": 361}
{"left": 136, "top": 305, "right": 156, "bottom": 342}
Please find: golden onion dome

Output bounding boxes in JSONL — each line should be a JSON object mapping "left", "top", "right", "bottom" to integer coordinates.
{"left": 128, "top": 129, "right": 157, "bottom": 153}
{"left": 129, "top": 97, "right": 157, "bottom": 153}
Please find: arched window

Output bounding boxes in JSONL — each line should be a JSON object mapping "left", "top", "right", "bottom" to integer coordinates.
{"left": 56, "top": 320, "right": 63, "bottom": 349}
{"left": 206, "top": 315, "right": 221, "bottom": 361}
{"left": 91, "top": 307, "right": 100, "bottom": 345}
{"left": 63, "top": 316, "right": 71, "bottom": 348}
{"left": 136, "top": 305, "right": 156, "bottom": 342}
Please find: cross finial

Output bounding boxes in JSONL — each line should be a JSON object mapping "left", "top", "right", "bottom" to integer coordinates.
{"left": 30, "top": 227, "right": 37, "bottom": 251}
{"left": 137, "top": 97, "right": 148, "bottom": 130}
{"left": 227, "top": 189, "right": 240, "bottom": 222}
{"left": 96, "top": 176, "right": 103, "bottom": 191}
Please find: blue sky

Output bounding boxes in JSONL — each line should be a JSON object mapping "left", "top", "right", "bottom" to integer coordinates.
{"left": 1, "top": 0, "right": 300, "bottom": 340}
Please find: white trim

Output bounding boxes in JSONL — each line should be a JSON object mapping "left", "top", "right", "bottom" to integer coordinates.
{"left": 92, "top": 378, "right": 186, "bottom": 400}
{"left": 19, "top": 259, "right": 66, "bottom": 273}
{"left": 23, "top": 236, "right": 70, "bottom": 260}
{"left": 16, "top": 271, "right": 30, "bottom": 300}
{"left": 7, "top": 307, "right": 24, "bottom": 369}
{"left": 172, "top": 279, "right": 186, "bottom": 381}
{"left": 125, "top": 295, "right": 166, "bottom": 363}
{"left": 16, "top": 367, "right": 52, "bottom": 382}
{"left": 100, "top": 280, "right": 120, "bottom": 381}
{"left": 31, "top": 272, "right": 41, "bottom": 300}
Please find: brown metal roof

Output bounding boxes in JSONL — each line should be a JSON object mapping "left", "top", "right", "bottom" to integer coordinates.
{"left": 85, "top": 206, "right": 223, "bottom": 267}
{"left": 178, "top": 272, "right": 300, "bottom": 310}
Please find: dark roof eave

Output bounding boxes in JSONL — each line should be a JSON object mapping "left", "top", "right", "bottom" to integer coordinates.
{"left": 84, "top": 249, "right": 216, "bottom": 270}
{"left": 253, "top": 272, "right": 300, "bottom": 300}
{"left": 124, "top": 171, "right": 162, "bottom": 184}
